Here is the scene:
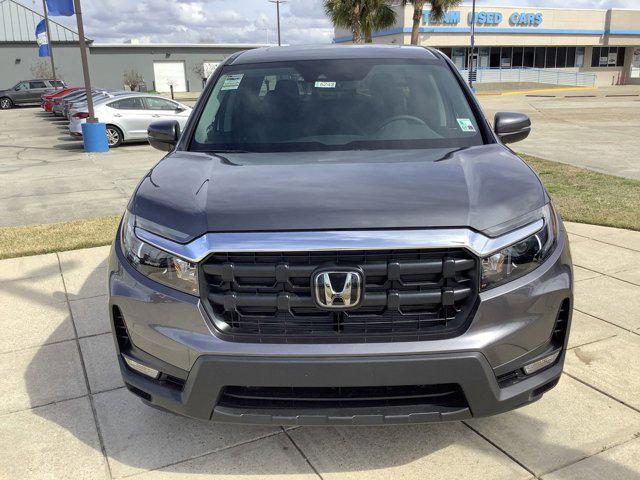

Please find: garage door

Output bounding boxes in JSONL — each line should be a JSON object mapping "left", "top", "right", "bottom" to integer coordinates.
{"left": 153, "top": 61, "right": 187, "bottom": 93}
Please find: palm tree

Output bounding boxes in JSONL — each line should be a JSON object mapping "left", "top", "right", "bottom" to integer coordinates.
{"left": 325, "top": 0, "right": 397, "bottom": 44}
{"left": 403, "top": 0, "right": 461, "bottom": 45}
{"left": 325, "top": 0, "right": 364, "bottom": 44}
{"left": 361, "top": 0, "right": 397, "bottom": 43}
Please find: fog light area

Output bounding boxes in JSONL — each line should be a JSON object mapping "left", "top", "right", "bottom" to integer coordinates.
{"left": 122, "top": 354, "right": 161, "bottom": 379}
{"left": 523, "top": 351, "right": 561, "bottom": 375}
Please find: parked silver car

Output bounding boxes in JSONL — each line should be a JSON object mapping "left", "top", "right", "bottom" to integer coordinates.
{"left": 69, "top": 93, "right": 192, "bottom": 147}
{"left": 67, "top": 91, "right": 131, "bottom": 119}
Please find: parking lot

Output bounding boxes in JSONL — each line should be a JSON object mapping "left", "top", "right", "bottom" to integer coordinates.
{"left": 480, "top": 85, "right": 640, "bottom": 180}
{"left": 1, "top": 89, "right": 640, "bottom": 479}
{"left": 1, "top": 87, "right": 640, "bottom": 229}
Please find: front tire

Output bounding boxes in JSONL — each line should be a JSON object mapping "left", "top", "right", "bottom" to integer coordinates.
{"left": 105, "top": 125, "right": 123, "bottom": 148}
{"left": 0, "top": 98, "right": 13, "bottom": 110}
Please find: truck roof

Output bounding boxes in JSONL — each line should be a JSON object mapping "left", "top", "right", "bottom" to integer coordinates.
{"left": 230, "top": 45, "right": 441, "bottom": 65}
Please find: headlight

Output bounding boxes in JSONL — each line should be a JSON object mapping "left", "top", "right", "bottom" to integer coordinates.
{"left": 120, "top": 211, "right": 199, "bottom": 295}
{"left": 481, "top": 204, "right": 559, "bottom": 291}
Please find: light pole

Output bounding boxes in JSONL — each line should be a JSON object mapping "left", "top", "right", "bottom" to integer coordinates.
{"left": 73, "top": 0, "right": 96, "bottom": 123}
{"left": 468, "top": 0, "right": 477, "bottom": 90}
{"left": 268, "top": 0, "right": 287, "bottom": 46}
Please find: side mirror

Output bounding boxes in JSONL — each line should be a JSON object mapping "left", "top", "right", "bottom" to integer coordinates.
{"left": 148, "top": 120, "right": 180, "bottom": 152}
{"left": 494, "top": 112, "right": 531, "bottom": 144}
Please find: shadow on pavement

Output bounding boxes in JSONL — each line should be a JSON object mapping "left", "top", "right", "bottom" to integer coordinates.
{"left": 8, "top": 258, "right": 635, "bottom": 478}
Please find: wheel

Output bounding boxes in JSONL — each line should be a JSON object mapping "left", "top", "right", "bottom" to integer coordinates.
{"left": 0, "top": 98, "right": 13, "bottom": 110}
{"left": 105, "top": 125, "right": 123, "bottom": 148}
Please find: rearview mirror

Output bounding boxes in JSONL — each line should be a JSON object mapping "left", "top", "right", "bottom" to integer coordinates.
{"left": 148, "top": 120, "right": 180, "bottom": 151}
{"left": 494, "top": 112, "right": 531, "bottom": 144}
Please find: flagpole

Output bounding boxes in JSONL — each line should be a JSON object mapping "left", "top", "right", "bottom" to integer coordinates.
{"left": 41, "top": 0, "right": 57, "bottom": 80}
{"left": 72, "top": 0, "right": 96, "bottom": 123}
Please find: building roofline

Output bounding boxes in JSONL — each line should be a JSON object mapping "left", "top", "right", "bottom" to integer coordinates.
{"left": 457, "top": 3, "right": 612, "bottom": 12}
{"left": 90, "top": 43, "right": 272, "bottom": 49}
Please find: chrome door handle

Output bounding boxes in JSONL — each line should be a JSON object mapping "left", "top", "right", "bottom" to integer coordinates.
{"left": 152, "top": 114, "right": 161, "bottom": 117}
{"left": 114, "top": 114, "right": 122, "bottom": 117}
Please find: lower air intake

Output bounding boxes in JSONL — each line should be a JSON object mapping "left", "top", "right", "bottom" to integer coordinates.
{"left": 218, "top": 384, "right": 467, "bottom": 410}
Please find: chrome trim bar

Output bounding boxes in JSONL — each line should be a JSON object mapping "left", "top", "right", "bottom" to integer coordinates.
{"left": 135, "top": 219, "right": 545, "bottom": 263}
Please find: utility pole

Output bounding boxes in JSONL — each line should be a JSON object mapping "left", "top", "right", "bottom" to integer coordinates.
{"left": 41, "top": 0, "right": 56, "bottom": 79}
{"left": 268, "top": 0, "right": 287, "bottom": 46}
{"left": 468, "top": 0, "right": 477, "bottom": 90}
{"left": 72, "top": 0, "right": 96, "bottom": 122}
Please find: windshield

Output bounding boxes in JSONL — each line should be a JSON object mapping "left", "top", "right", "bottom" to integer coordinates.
{"left": 191, "top": 58, "right": 483, "bottom": 153}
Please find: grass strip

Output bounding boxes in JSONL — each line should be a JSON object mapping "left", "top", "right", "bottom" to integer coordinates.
{"left": 0, "top": 215, "right": 120, "bottom": 260}
{"left": 521, "top": 154, "right": 640, "bottom": 232}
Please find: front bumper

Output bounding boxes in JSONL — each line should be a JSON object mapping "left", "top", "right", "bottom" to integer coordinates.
{"left": 120, "top": 350, "right": 564, "bottom": 425}
{"left": 109, "top": 227, "right": 573, "bottom": 425}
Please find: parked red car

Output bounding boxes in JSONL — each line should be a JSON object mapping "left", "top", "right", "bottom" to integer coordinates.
{"left": 42, "top": 87, "right": 80, "bottom": 112}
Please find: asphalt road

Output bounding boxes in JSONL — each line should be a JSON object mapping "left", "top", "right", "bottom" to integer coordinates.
{"left": 480, "top": 85, "right": 640, "bottom": 180}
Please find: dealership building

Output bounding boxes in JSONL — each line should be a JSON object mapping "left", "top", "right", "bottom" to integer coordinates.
{"left": 0, "top": 0, "right": 265, "bottom": 93}
{"left": 335, "top": 4, "right": 640, "bottom": 86}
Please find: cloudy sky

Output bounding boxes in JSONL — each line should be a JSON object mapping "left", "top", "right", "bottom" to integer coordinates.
{"left": 33, "top": 0, "right": 640, "bottom": 44}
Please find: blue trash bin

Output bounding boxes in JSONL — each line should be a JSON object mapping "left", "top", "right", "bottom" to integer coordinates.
{"left": 81, "top": 122, "right": 109, "bottom": 153}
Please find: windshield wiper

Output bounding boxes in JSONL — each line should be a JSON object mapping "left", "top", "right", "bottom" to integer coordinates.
{"left": 202, "top": 149, "right": 251, "bottom": 154}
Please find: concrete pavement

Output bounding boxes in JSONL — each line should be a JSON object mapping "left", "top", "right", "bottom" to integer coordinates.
{"left": 480, "top": 85, "right": 640, "bottom": 180}
{"left": 1, "top": 222, "right": 640, "bottom": 479}
{"left": 0, "top": 108, "right": 163, "bottom": 228}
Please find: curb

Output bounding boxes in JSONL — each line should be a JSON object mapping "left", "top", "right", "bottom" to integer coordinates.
{"left": 476, "top": 86, "right": 596, "bottom": 97}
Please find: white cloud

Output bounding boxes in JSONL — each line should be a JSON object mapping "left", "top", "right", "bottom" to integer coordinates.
{"left": 42, "top": 0, "right": 637, "bottom": 45}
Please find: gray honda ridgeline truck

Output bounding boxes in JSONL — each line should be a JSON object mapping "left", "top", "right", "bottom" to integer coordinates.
{"left": 109, "top": 45, "right": 573, "bottom": 425}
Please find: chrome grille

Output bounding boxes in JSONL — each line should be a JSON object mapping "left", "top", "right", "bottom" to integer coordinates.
{"left": 200, "top": 249, "right": 479, "bottom": 343}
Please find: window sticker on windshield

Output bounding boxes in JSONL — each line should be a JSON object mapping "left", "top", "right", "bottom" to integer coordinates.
{"left": 221, "top": 74, "right": 244, "bottom": 91}
{"left": 457, "top": 118, "right": 476, "bottom": 132}
{"left": 315, "top": 81, "right": 336, "bottom": 89}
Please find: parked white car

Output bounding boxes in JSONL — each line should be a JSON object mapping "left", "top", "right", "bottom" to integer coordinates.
{"left": 69, "top": 94, "right": 192, "bottom": 147}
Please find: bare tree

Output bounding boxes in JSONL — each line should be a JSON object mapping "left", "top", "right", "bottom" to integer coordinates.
{"left": 122, "top": 68, "right": 145, "bottom": 91}
{"left": 30, "top": 60, "right": 54, "bottom": 79}
{"left": 192, "top": 63, "right": 207, "bottom": 88}
{"left": 193, "top": 63, "right": 206, "bottom": 79}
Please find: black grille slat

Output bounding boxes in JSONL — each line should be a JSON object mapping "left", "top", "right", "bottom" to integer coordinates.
{"left": 201, "top": 248, "right": 478, "bottom": 343}
{"left": 209, "top": 288, "right": 472, "bottom": 311}
{"left": 218, "top": 384, "right": 467, "bottom": 409}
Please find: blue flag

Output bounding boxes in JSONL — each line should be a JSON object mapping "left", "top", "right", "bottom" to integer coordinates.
{"left": 45, "top": 0, "right": 75, "bottom": 16}
{"left": 36, "top": 20, "right": 50, "bottom": 57}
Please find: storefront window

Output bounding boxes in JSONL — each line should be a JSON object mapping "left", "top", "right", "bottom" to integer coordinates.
{"left": 512, "top": 47, "right": 524, "bottom": 68}
{"left": 557, "top": 47, "right": 567, "bottom": 68}
{"left": 534, "top": 47, "right": 546, "bottom": 68}
{"left": 439, "top": 47, "right": 452, "bottom": 60}
{"left": 501, "top": 47, "right": 512, "bottom": 68}
{"left": 591, "top": 47, "right": 626, "bottom": 67}
{"left": 575, "top": 47, "right": 585, "bottom": 67}
{"left": 478, "top": 47, "right": 490, "bottom": 68}
{"left": 617, "top": 47, "right": 626, "bottom": 67}
{"left": 443, "top": 46, "right": 592, "bottom": 71}
{"left": 452, "top": 48, "right": 467, "bottom": 69}
{"left": 524, "top": 47, "right": 535, "bottom": 68}
{"left": 566, "top": 47, "right": 576, "bottom": 68}
{"left": 545, "top": 47, "right": 557, "bottom": 68}
{"left": 490, "top": 48, "right": 500, "bottom": 68}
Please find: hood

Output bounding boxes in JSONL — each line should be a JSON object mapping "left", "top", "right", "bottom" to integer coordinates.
{"left": 131, "top": 144, "right": 547, "bottom": 242}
